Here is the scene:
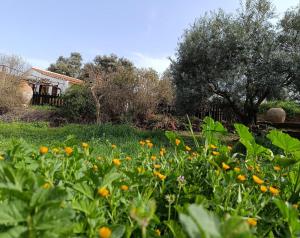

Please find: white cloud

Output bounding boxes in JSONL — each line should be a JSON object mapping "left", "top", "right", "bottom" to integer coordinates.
{"left": 131, "top": 52, "right": 170, "bottom": 74}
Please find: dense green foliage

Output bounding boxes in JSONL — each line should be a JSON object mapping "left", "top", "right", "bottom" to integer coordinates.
{"left": 171, "top": 0, "right": 300, "bottom": 124}
{"left": 0, "top": 118, "right": 300, "bottom": 237}
{"left": 259, "top": 100, "right": 300, "bottom": 117}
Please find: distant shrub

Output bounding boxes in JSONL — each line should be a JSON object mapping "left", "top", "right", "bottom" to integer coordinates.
{"left": 259, "top": 100, "right": 300, "bottom": 117}
{"left": 59, "top": 85, "right": 96, "bottom": 123}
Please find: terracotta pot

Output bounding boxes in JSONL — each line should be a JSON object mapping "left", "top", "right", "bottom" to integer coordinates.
{"left": 266, "top": 107, "right": 286, "bottom": 123}
{"left": 17, "top": 80, "right": 33, "bottom": 105}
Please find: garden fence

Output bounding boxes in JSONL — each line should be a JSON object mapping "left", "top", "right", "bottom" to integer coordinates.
{"left": 31, "top": 94, "right": 64, "bottom": 107}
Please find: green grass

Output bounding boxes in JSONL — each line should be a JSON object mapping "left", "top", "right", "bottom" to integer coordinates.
{"left": 0, "top": 122, "right": 169, "bottom": 155}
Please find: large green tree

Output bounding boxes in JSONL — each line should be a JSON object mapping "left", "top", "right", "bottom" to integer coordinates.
{"left": 171, "top": 0, "right": 300, "bottom": 124}
{"left": 48, "top": 52, "right": 83, "bottom": 78}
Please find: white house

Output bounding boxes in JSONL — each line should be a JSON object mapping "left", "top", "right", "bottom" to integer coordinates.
{"left": 26, "top": 67, "right": 83, "bottom": 96}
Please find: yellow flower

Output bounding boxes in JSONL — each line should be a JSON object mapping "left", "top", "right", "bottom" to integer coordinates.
{"left": 237, "top": 174, "right": 246, "bottom": 182}
{"left": 155, "top": 229, "right": 161, "bottom": 236}
{"left": 125, "top": 156, "right": 132, "bottom": 161}
{"left": 145, "top": 139, "right": 151, "bottom": 143}
{"left": 157, "top": 173, "right": 167, "bottom": 181}
{"left": 154, "top": 164, "right": 161, "bottom": 169}
{"left": 112, "top": 159, "right": 121, "bottom": 166}
{"left": 273, "top": 166, "right": 281, "bottom": 171}
{"left": 175, "top": 139, "right": 181, "bottom": 146}
{"left": 98, "top": 187, "right": 109, "bottom": 197}
{"left": 98, "top": 227, "right": 112, "bottom": 238}
{"left": 0, "top": 155, "right": 4, "bottom": 161}
{"left": 39, "top": 146, "right": 48, "bottom": 155}
{"left": 139, "top": 140, "right": 145, "bottom": 146}
{"left": 247, "top": 218, "right": 257, "bottom": 227}
{"left": 252, "top": 175, "right": 264, "bottom": 185}
{"left": 212, "top": 151, "right": 220, "bottom": 156}
{"left": 92, "top": 164, "right": 98, "bottom": 172}
{"left": 151, "top": 155, "right": 157, "bottom": 161}
{"left": 64, "top": 147, "right": 73, "bottom": 156}
{"left": 192, "top": 152, "right": 198, "bottom": 157}
{"left": 52, "top": 148, "right": 59, "bottom": 154}
{"left": 147, "top": 142, "right": 153, "bottom": 148}
{"left": 292, "top": 204, "right": 299, "bottom": 209}
{"left": 209, "top": 144, "right": 217, "bottom": 149}
{"left": 137, "top": 167, "right": 145, "bottom": 174}
{"left": 185, "top": 146, "right": 191, "bottom": 151}
{"left": 260, "top": 185, "right": 268, "bottom": 193}
{"left": 222, "top": 162, "right": 230, "bottom": 170}
{"left": 234, "top": 167, "right": 241, "bottom": 172}
{"left": 120, "top": 185, "right": 129, "bottom": 191}
{"left": 269, "top": 186, "right": 280, "bottom": 196}
{"left": 82, "top": 142, "right": 89, "bottom": 149}
{"left": 111, "top": 144, "right": 117, "bottom": 149}
{"left": 227, "top": 145, "right": 232, "bottom": 151}
{"left": 42, "top": 182, "right": 51, "bottom": 189}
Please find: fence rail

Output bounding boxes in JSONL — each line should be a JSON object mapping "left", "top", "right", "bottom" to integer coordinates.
{"left": 197, "top": 104, "right": 237, "bottom": 123}
{"left": 31, "top": 94, "right": 64, "bottom": 107}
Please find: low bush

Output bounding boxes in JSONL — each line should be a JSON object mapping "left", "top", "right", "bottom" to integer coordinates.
{"left": 259, "top": 100, "right": 300, "bottom": 117}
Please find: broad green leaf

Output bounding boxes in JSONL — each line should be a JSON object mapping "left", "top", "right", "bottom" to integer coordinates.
{"left": 179, "top": 213, "right": 201, "bottom": 238}
{"left": 221, "top": 216, "right": 253, "bottom": 238}
{"left": 111, "top": 225, "right": 126, "bottom": 238}
{"left": 164, "top": 220, "right": 187, "bottom": 238}
{"left": 72, "top": 182, "right": 94, "bottom": 200}
{"left": 0, "top": 226, "right": 27, "bottom": 238}
{"left": 267, "top": 130, "right": 300, "bottom": 157}
{"left": 101, "top": 171, "right": 121, "bottom": 188}
{"left": 0, "top": 203, "right": 26, "bottom": 225}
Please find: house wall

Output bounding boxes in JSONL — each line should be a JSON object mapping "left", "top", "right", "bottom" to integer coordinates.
{"left": 26, "top": 69, "right": 70, "bottom": 94}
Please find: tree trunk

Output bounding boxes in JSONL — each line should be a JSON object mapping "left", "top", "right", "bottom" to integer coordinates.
{"left": 91, "top": 86, "right": 101, "bottom": 124}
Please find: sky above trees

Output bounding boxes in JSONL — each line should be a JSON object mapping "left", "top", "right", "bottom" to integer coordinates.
{"left": 0, "top": 0, "right": 298, "bottom": 73}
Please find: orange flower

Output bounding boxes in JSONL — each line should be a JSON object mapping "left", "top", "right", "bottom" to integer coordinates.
{"left": 269, "top": 186, "right": 280, "bottom": 196}
{"left": 111, "top": 144, "right": 117, "bottom": 149}
{"left": 112, "top": 159, "right": 121, "bottom": 166}
{"left": 260, "top": 185, "right": 268, "bottom": 193}
{"left": 185, "top": 146, "right": 191, "bottom": 151}
{"left": 81, "top": 142, "right": 89, "bottom": 149}
{"left": 209, "top": 144, "right": 217, "bottom": 149}
{"left": 98, "top": 187, "right": 109, "bottom": 197}
{"left": 175, "top": 139, "right": 181, "bottom": 146}
{"left": 237, "top": 174, "right": 246, "bottom": 182}
{"left": 247, "top": 218, "right": 257, "bottom": 227}
{"left": 151, "top": 155, "right": 157, "bottom": 161}
{"left": 145, "top": 139, "right": 151, "bottom": 143}
{"left": 42, "top": 182, "right": 51, "bottom": 189}
{"left": 120, "top": 185, "right": 129, "bottom": 191}
{"left": 252, "top": 175, "right": 264, "bottom": 185}
{"left": 64, "top": 147, "right": 73, "bottom": 156}
{"left": 92, "top": 164, "right": 98, "bottom": 172}
{"left": 234, "top": 167, "right": 241, "bottom": 172}
{"left": 154, "top": 171, "right": 166, "bottom": 181}
{"left": 212, "top": 151, "right": 220, "bottom": 156}
{"left": 39, "top": 146, "right": 48, "bottom": 155}
{"left": 222, "top": 162, "right": 230, "bottom": 170}
{"left": 98, "top": 227, "right": 112, "bottom": 238}
{"left": 147, "top": 142, "right": 153, "bottom": 148}
{"left": 139, "top": 140, "right": 145, "bottom": 146}
{"left": 125, "top": 156, "right": 132, "bottom": 161}
{"left": 273, "top": 166, "right": 281, "bottom": 171}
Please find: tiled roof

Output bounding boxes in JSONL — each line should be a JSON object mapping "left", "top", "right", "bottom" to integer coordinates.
{"left": 31, "top": 67, "right": 83, "bottom": 85}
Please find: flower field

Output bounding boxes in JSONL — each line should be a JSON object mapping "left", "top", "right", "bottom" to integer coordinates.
{"left": 0, "top": 117, "right": 300, "bottom": 237}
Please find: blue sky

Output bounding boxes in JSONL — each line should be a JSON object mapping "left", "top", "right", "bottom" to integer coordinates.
{"left": 0, "top": 0, "right": 298, "bottom": 73}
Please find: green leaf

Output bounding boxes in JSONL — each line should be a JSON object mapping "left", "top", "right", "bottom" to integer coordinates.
{"left": 0, "top": 226, "right": 27, "bottom": 238}
{"left": 101, "top": 171, "right": 121, "bottom": 188}
{"left": 221, "top": 216, "right": 253, "bottom": 238}
{"left": 179, "top": 213, "right": 201, "bottom": 238}
{"left": 164, "top": 220, "right": 187, "bottom": 238}
{"left": 111, "top": 225, "right": 126, "bottom": 238}
{"left": 267, "top": 130, "right": 300, "bottom": 157}
{"left": 0, "top": 203, "right": 26, "bottom": 225}
{"left": 72, "top": 182, "right": 94, "bottom": 200}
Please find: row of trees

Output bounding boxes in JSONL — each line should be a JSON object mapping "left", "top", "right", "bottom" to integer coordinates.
{"left": 49, "top": 54, "right": 174, "bottom": 123}
{"left": 49, "top": 0, "right": 299, "bottom": 125}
